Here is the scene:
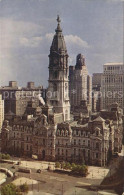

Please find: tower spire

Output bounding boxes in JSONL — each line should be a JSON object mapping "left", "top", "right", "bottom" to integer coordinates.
{"left": 48, "top": 16, "right": 70, "bottom": 121}
{"left": 50, "top": 16, "right": 67, "bottom": 53}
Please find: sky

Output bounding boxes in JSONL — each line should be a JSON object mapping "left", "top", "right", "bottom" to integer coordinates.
{"left": 0, "top": 0, "right": 123, "bottom": 87}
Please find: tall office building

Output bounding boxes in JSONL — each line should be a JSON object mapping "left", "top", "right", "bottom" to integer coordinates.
{"left": 69, "top": 54, "right": 92, "bottom": 111}
{"left": 92, "top": 73, "right": 102, "bottom": 89}
{"left": 0, "top": 95, "right": 4, "bottom": 132}
{"left": 101, "top": 62, "right": 124, "bottom": 112}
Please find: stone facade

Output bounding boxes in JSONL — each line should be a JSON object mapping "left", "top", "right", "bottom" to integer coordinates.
{"left": 47, "top": 16, "right": 70, "bottom": 122}
{"left": 1, "top": 103, "right": 122, "bottom": 166}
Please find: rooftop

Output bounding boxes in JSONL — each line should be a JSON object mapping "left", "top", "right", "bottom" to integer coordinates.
{"left": 104, "top": 62, "right": 123, "bottom": 66}
{"left": 93, "top": 116, "right": 105, "bottom": 122}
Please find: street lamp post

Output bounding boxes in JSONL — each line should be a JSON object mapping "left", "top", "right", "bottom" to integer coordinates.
{"left": 32, "top": 181, "right": 33, "bottom": 191}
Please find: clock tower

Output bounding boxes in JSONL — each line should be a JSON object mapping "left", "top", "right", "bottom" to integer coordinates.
{"left": 48, "top": 16, "right": 70, "bottom": 121}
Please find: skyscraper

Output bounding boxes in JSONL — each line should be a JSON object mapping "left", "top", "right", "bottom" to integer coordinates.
{"left": 69, "top": 54, "right": 92, "bottom": 111}
{"left": 101, "top": 62, "right": 124, "bottom": 112}
{"left": 47, "top": 16, "right": 70, "bottom": 121}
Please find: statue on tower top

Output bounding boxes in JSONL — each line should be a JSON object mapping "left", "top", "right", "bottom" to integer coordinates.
{"left": 56, "top": 15, "right": 62, "bottom": 33}
{"left": 57, "top": 15, "right": 61, "bottom": 24}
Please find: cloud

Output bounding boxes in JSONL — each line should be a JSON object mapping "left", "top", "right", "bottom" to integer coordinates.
{"left": 65, "top": 35, "right": 90, "bottom": 49}
{"left": 19, "top": 36, "right": 43, "bottom": 47}
{"left": 43, "top": 33, "right": 90, "bottom": 50}
{"left": 45, "top": 33, "right": 54, "bottom": 41}
{"left": 0, "top": 18, "right": 43, "bottom": 34}
{"left": 0, "top": 18, "right": 45, "bottom": 85}
{"left": 19, "top": 33, "right": 54, "bottom": 48}
{"left": 0, "top": 18, "right": 44, "bottom": 48}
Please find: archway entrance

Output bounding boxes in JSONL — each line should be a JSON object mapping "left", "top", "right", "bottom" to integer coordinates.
{"left": 42, "top": 150, "right": 45, "bottom": 160}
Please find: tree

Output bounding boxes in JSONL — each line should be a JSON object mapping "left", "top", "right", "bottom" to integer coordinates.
{"left": 5, "top": 154, "right": 11, "bottom": 160}
{"left": 71, "top": 164, "right": 88, "bottom": 176}
{"left": 1, "top": 183, "right": 21, "bottom": 195}
{"left": 55, "top": 162, "right": 61, "bottom": 168}
{"left": 80, "top": 165, "right": 88, "bottom": 176}
{"left": 19, "top": 183, "right": 29, "bottom": 193}
{"left": 71, "top": 163, "right": 76, "bottom": 171}
{"left": 0, "top": 153, "right": 11, "bottom": 160}
{"left": 61, "top": 162, "right": 66, "bottom": 169}
{"left": 65, "top": 162, "right": 71, "bottom": 170}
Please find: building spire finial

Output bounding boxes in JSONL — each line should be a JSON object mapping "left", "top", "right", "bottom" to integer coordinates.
{"left": 56, "top": 15, "right": 62, "bottom": 33}
{"left": 57, "top": 15, "right": 61, "bottom": 24}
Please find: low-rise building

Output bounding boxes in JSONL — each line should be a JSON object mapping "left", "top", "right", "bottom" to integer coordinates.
{"left": 0, "top": 81, "right": 45, "bottom": 117}
{"left": 1, "top": 103, "right": 122, "bottom": 166}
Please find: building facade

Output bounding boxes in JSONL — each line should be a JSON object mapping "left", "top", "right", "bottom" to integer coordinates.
{"left": 92, "top": 73, "right": 102, "bottom": 89}
{"left": 1, "top": 103, "right": 122, "bottom": 166}
{"left": 101, "top": 63, "right": 124, "bottom": 112}
{"left": 0, "top": 81, "right": 44, "bottom": 117}
{"left": 69, "top": 54, "right": 92, "bottom": 112}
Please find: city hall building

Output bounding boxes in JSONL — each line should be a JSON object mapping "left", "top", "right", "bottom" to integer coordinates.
{"left": 1, "top": 17, "right": 123, "bottom": 167}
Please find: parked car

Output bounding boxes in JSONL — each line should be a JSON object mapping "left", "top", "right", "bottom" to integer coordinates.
{"left": 37, "top": 169, "right": 41, "bottom": 173}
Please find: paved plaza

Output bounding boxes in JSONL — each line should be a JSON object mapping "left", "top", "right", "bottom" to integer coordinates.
{"left": 18, "top": 160, "right": 109, "bottom": 182}
{"left": 19, "top": 160, "right": 55, "bottom": 170}
{"left": 1, "top": 152, "right": 123, "bottom": 195}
